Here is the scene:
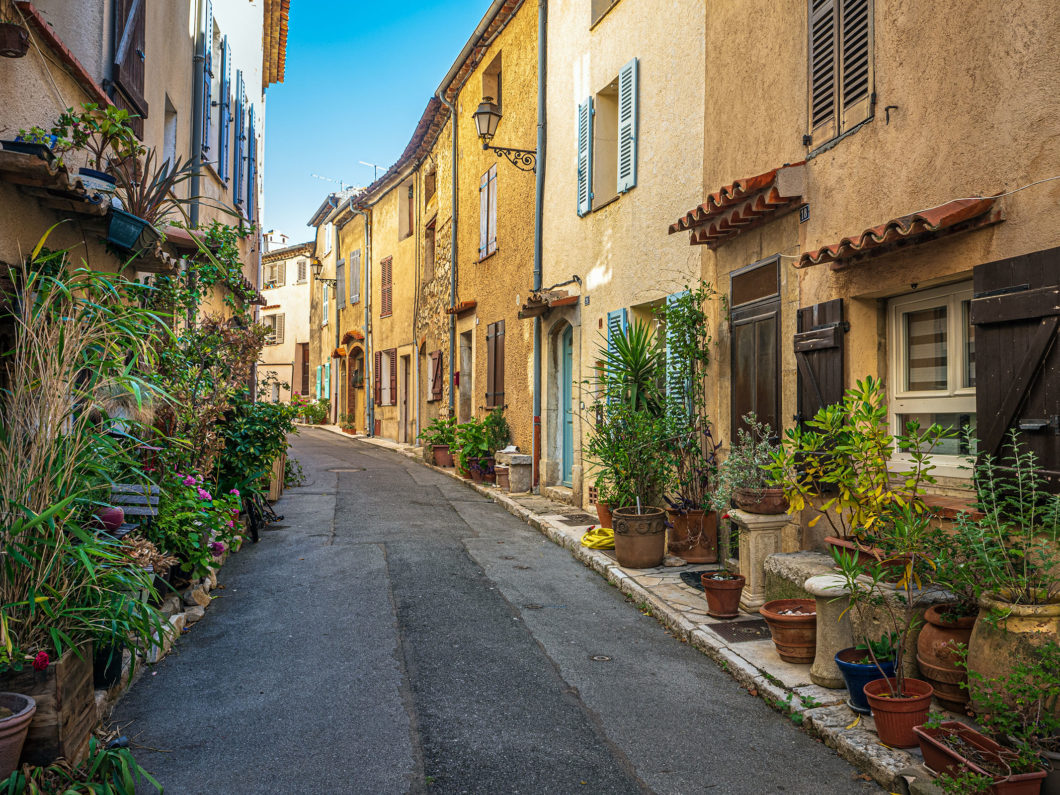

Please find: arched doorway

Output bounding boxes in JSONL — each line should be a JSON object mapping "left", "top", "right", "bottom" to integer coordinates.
{"left": 347, "top": 346, "right": 365, "bottom": 432}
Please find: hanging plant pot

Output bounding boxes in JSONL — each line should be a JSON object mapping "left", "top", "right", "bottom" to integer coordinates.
{"left": 611, "top": 506, "right": 666, "bottom": 569}
{"left": 0, "top": 139, "right": 54, "bottom": 163}
{"left": 0, "top": 23, "right": 29, "bottom": 57}
{"left": 106, "top": 208, "right": 160, "bottom": 253}
{"left": 863, "top": 677, "right": 934, "bottom": 748}
{"left": 0, "top": 693, "right": 36, "bottom": 779}
{"left": 77, "top": 167, "right": 117, "bottom": 194}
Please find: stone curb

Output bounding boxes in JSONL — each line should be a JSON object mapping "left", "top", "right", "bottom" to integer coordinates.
{"left": 332, "top": 430, "right": 921, "bottom": 792}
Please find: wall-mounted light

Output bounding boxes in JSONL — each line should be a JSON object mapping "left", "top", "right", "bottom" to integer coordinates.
{"left": 310, "top": 257, "right": 336, "bottom": 287}
{"left": 472, "top": 96, "right": 537, "bottom": 173}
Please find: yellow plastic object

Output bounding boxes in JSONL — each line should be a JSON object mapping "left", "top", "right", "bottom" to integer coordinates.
{"left": 581, "top": 526, "right": 615, "bottom": 549}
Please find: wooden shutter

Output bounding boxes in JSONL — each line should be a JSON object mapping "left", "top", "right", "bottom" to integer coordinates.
{"left": 336, "top": 262, "right": 346, "bottom": 309}
{"left": 731, "top": 300, "right": 781, "bottom": 437}
{"left": 246, "top": 104, "right": 256, "bottom": 218}
{"left": 273, "top": 313, "right": 285, "bottom": 345}
{"left": 431, "top": 351, "right": 443, "bottom": 401}
{"left": 840, "top": 0, "right": 873, "bottom": 130}
{"left": 970, "top": 248, "right": 1060, "bottom": 487}
{"left": 113, "top": 0, "right": 148, "bottom": 137}
{"left": 201, "top": 0, "right": 213, "bottom": 160}
{"left": 665, "top": 291, "right": 690, "bottom": 417}
{"left": 234, "top": 70, "right": 245, "bottom": 205}
{"left": 324, "top": 362, "right": 331, "bottom": 399}
{"left": 381, "top": 257, "right": 392, "bottom": 317}
{"left": 388, "top": 349, "right": 398, "bottom": 406}
{"left": 316, "top": 365, "right": 322, "bottom": 398}
{"left": 616, "top": 58, "right": 639, "bottom": 194}
{"left": 486, "top": 323, "right": 497, "bottom": 407}
{"left": 576, "top": 98, "right": 593, "bottom": 216}
{"left": 374, "top": 351, "right": 382, "bottom": 405}
{"left": 794, "top": 299, "right": 846, "bottom": 425}
{"left": 219, "top": 36, "right": 231, "bottom": 180}
{"left": 808, "top": 0, "right": 838, "bottom": 144}
{"left": 277, "top": 261, "right": 286, "bottom": 286}
{"left": 494, "top": 321, "right": 505, "bottom": 406}
{"left": 350, "top": 250, "right": 360, "bottom": 303}
{"left": 487, "top": 166, "right": 498, "bottom": 256}
{"left": 479, "top": 170, "right": 489, "bottom": 259}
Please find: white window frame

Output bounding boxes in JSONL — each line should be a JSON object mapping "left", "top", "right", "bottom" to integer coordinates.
{"left": 886, "top": 281, "right": 976, "bottom": 478}
{"left": 322, "top": 283, "right": 329, "bottom": 326}
{"left": 323, "top": 223, "right": 333, "bottom": 255}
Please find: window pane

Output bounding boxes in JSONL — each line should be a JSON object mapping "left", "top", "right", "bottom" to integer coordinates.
{"left": 904, "top": 306, "right": 947, "bottom": 391}
{"left": 897, "top": 412, "right": 977, "bottom": 457}
{"left": 731, "top": 260, "right": 779, "bottom": 307}
{"left": 963, "top": 300, "right": 975, "bottom": 388}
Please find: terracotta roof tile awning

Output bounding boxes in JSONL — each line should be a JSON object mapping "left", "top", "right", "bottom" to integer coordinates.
{"left": 332, "top": 346, "right": 347, "bottom": 359}
{"left": 341, "top": 329, "right": 365, "bottom": 344}
{"left": 796, "top": 197, "right": 1002, "bottom": 270}
{"left": 669, "top": 163, "right": 805, "bottom": 248}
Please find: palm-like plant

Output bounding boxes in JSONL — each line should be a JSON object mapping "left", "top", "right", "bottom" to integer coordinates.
{"left": 110, "top": 148, "right": 199, "bottom": 226}
{"left": 595, "top": 320, "right": 664, "bottom": 414}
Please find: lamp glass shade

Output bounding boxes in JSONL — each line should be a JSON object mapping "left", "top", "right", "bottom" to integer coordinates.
{"left": 473, "top": 99, "right": 502, "bottom": 143}
{"left": 311, "top": 258, "right": 323, "bottom": 278}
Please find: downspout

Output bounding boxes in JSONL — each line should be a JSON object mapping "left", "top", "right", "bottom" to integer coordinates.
{"left": 189, "top": 0, "right": 204, "bottom": 328}
{"left": 532, "top": 0, "right": 547, "bottom": 490}
{"left": 437, "top": 92, "right": 458, "bottom": 416}
{"left": 412, "top": 165, "right": 422, "bottom": 442}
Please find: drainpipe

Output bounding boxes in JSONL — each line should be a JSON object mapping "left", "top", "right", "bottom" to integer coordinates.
{"left": 412, "top": 165, "right": 422, "bottom": 442}
{"left": 189, "top": 0, "right": 204, "bottom": 328}
{"left": 532, "top": 0, "right": 548, "bottom": 490}
{"left": 437, "top": 91, "right": 458, "bottom": 416}
{"left": 349, "top": 203, "right": 373, "bottom": 436}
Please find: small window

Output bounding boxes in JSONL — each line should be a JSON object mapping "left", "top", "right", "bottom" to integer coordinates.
{"left": 483, "top": 52, "right": 502, "bottom": 111}
{"left": 578, "top": 58, "right": 638, "bottom": 214}
{"left": 398, "top": 179, "right": 414, "bottom": 239}
{"left": 592, "top": 78, "right": 620, "bottom": 207}
{"left": 887, "top": 283, "right": 976, "bottom": 461}
{"left": 263, "top": 313, "right": 284, "bottom": 345}
{"left": 807, "top": 0, "right": 874, "bottom": 147}
{"left": 424, "top": 164, "right": 437, "bottom": 204}
{"left": 297, "top": 259, "right": 307, "bottom": 283}
{"left": 163, "top": 96, "right": 178, "bottom": 168}
{"left": 424, "top": 221, "right": 436, "bottom": 280}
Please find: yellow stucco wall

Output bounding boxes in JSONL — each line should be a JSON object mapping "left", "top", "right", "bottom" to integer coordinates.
{"left": 452, "top": 1, "right": 537, "bottom": 454}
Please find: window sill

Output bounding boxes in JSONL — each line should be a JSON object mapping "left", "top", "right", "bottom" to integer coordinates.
{"left": 886, "top": 453, "right": 974, "bottom": 482}
{"left": 380, "top": 313, "right": 392, "bottom": 319}
{"left": 806, "top": 115, "right": 874, "bottom": 160}
{"left": 478, "top": 248, "right": 499, "bottom": 264}
{"left": 590, "top": 193, "right": 621, "bottom": 213}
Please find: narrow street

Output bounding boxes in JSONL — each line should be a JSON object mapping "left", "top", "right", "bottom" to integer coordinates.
{"left": 114, "top": 429, "right": 878, "bottom": 794}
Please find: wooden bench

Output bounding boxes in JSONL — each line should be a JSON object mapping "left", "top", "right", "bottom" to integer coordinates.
{"left": 107, "top": 484, "right": 160, "bottom": 539}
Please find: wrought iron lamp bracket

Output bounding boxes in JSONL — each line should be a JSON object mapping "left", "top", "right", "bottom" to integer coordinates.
{"left": 484, "top": 144, "right": 537, "bottom": 173}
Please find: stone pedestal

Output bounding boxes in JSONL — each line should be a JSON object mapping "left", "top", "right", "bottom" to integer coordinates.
{"left": 804, "top": 574, "right": 854, "bottom": 689}
{"left": 728, "top": 509, "right": 799, "bottom": 612}
{"left": 495, "top": 452, "right": 532, "bottom": 493}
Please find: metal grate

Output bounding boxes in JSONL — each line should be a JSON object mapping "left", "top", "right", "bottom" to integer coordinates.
{"left": 708, "top": 619, "right": 772, "bottom": 644}
{"left": 557, "top": 513, "right": 598, "bottom": 526}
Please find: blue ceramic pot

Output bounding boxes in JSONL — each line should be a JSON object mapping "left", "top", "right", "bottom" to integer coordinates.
{"left": 835, "top": 647, "right": 896, "bottom": 714}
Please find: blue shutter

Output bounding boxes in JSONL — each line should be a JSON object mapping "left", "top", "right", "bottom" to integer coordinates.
{"left": 246, "top": 104, "right": 256, "bottom": 218}
{"left": 606, "top": 308, "right": 628, "bottom": 357}
{"left": 325, "top": 362, "right": 331, "bottom": 399}
{"left": 576, "top": 98, "right": 593, "bottom": 216}
{"left": 336, "top": 262, "right": 346, "bottom": 309}
{"left": 617, "top": 58, "right": 639, "bottom": 193}
{"left": 200, "top": 0, "right": 213, "bottom": 160}
{"left": 234, "top": 70, "right": 244, "bottom": 204}
{"left": 316, "top": 365, "right": 321, "bottom": 398}
{"left": 350, "top": 250, "right": 360, "bottom": 304}
{"left": 666, "top": 291, "right": 691, "bottom": 418}
{"left": 219, "top": 36, "right": 231, "bottom": 180}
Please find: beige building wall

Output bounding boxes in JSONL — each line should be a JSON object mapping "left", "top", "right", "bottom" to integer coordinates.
{"left": 259, "top": 243, "right": 313, "bottom": 403}
{"left": 335, "top": 211, "right": 368, "bottom": 432}
{"left": 540, "top": 0, "right": 707, "bottom": 506}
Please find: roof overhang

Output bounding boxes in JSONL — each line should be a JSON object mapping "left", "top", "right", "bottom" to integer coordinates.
{"left": 263, "top": 241, "right": 314, "bottom": 263}
{"left": 669, "top": 163, "right": 806, "bottom": 248}
{"left": 262, "top": 0, "right": 290, "bottom": 88}
{"left": 796, "top": 197, "right": 1003, "bottom": 270}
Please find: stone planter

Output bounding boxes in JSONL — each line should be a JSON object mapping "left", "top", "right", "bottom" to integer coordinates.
{"left": 916, "top": 604, "right": 976, "bottom": 713}
{"left": 495, "top": 452, "right": 531, "bottom": 493}
{"left": 0, "top": 645, "right": 95, "bottom": 766}
{"left": 863, "top": 677, "right": 934, "bottom": 748}
{"left": 0, "top": 693, "right": 36, "bottom": 779}
{"left": 700, "top": 572, "right": 746, "bottom": 619}
{"left": 727, "top": 509, "right": 798, "bottom": 612}
{"left": 804, "top": 574, "right": 854, "bottom": 688}
{"left": 760, "top": 599, "right": 817, "bottom": 664}
{"left": 611, "top": 506, "right": 666, "bottom": 569}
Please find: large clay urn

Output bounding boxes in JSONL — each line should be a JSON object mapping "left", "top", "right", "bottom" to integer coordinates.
{"left": 916, "top": 604, "right": 976, "bottom": 712}
{"left": 611, "top": 506, "right": 666, "bottom": 569}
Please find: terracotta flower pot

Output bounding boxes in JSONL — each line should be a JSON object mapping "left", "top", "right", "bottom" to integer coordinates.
{"left": 611, "top": 506, "right": 667, "bottom": 569}
{"left": 733, "top": 487, "right": 788, "bottom": 515}
{"left": 915, "top": 721, "right": 1048, "bottom": 794}
{"left": 595, "top": 501, "right": 613, "bottom": 530}
{"left": 481, "top": 457, "right": 496, "bottom": 483}
{"left": 701, "top": 572, "right": 746, "bottom": 619}
{"left": 916, "top": 604, "right": 976, "bottom": 712}
{"left": 431, "top": 444, "right": 454, "bottom": 467}
{"left": 0, "top": 23, "right": 29, "bottom": 58}
{"left": 967, "top": 591, "right": 1060, "bottom": 721}
{"left": 0, "top": 693, "right": 36, "bottom": 779}
{"left": 666, "top": 509, "right": 689, "bottom": 555}
{"left": 863, "top": 677, "right": 934, "bottom": 748}
{"left": 495, "top": 465, "right": 510, "bottom": 490}
{"left": 676, "top": 509, "right": 718, "bottom": 564}
{"left": 760, "top": 599, "right": 817, "bottom": 663}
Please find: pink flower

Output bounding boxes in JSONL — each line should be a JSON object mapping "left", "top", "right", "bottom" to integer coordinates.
{"left": 209, "top": 542, "right": 225, "bottom": 557}
{"left": 197, "top": 488, "right": 212, "bottom": 501}
{"left": 227, "top": 519, "right": 235, "bottom": 528}
{"left": 229, "top": 489, "right": 240, "bottom": 496}
{"left": 32, "top": 651, "right": 49, "bottom": 671}
{"left": 182, "top": 475, "right": 196, "bottom": 486}
{"left": 230, "top": 507, "right": 239, "bottom": 516}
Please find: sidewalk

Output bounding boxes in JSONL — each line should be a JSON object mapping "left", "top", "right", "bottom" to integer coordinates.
{"left": 314, "top": 425, "right": 941, "bottom": 794}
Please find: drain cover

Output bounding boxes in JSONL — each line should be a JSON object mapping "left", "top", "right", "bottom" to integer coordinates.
{"left": 708, "top": 619, "right": 772, "bottom": 644}
{"left": 590, "top": 655, "right": 612, "bottom": 662}
{"left": 523, "top": 603, "right": 543, "bottom": 610}
{"left": 327, "top": 467, "right": 365, "bottom": 473}
{"left": 557, "top": 513, "right": 598, "bottom": 526}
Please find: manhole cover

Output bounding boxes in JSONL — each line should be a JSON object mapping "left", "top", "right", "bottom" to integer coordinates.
{"left": 708, "top": 619, "right": 772, "bottom": 644}
{"left": 523, "top": 603, "right": 543, "bottom": 610}
{"left": 327, "top": 467, "right": 365, "bottom": 473}
{"left": 557, "top": 513, "right": 598, "bottom": 526}
{"left": 590, "top": 655, "right": 612, "bottom": 662}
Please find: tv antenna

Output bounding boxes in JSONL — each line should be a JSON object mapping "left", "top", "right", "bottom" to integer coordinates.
{"left": 310, "top": 173, "right": 348, "bottom": 191}
{"left": 359, "top": 161, "right": 382, "bottom": 181}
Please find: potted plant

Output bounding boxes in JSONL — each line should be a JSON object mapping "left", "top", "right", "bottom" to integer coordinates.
{"left": 959, "top": 432, "right": 1060, "bottom": 722}
{"left": 0, "top": 6, "right": 29, "bottom": 58}
{"left": 766, "top": 376, "right": 950, "bottom": 566}
{"left": 0, "top": 692, "right": 36, "bottom": 779}
{"left": 109, "top": 148, "right": 200, "bottom": 254}
{"left": 456, "top": 418, "right": 489, "bottom": 482}
{"left": 1, "top": 126, "right": 57, "bottom": 162}
{"left": 700, "top": 570, "right": 746, "bottom": 619}
{"left": 593, "top": 480, "right": 614, "bottom": 529}
{"left": 481, "top": 407, "right": 511, "bottom": 484}
{"left": 715, "top": 413, "right": 786, "bottom": 514}
{"left": 760, "top": 599, "right": 817, "bottom": 663}
{"left": 832, "top": 504, "right": 937, "bottom": 747}
{"left": 421, "top": 416, "right": 457, "bottom": 467}
{"left": 338, "top": 413, "right": 357, "bottom": 434}
{"left": 54, "top": 103, "right": 143, "bottom": 192}
{"left": 833, "top": 635, "right": 899, "bottom": 715}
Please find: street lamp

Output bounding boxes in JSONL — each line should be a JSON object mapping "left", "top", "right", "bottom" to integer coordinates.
{"left": 310, "top": 257, "right": 336, "bottom": 287}
{"left": 472, "top": 97, "right": 537, "bottom": 173}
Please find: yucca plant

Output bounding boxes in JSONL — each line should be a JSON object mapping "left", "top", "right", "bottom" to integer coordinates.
{"left": 594, "top": 319, "right": 664, "bottom": 415}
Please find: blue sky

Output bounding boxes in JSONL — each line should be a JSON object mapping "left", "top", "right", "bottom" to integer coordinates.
{"left": 263, "top": 1, "right": 488, "bottom": 241}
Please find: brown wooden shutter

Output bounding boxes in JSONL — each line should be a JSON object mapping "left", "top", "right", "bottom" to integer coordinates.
{"left": 431, "top": 351, "right": 443, "bottom": 401}
{"left": 794, "top": 298, "right": 846, "bottom": 425}
{"left": 808, "top": 0, "right": 837, "bottom": 143}
{"left": 377, "top": 354, "right": 385, "bottom": 407}
{"left": 495, "top": 320, "right": 505, "bottom": 406}
{"left": 113, "top": 0, "right": 149, "bottom": 137}
{"left": 970, "top": 247, "right": 1060, "bottom": 487}
{"left": 839, "top": 0, "right": 873, "bottom": 130}
{"left": 380, "top": 257, "right": 393, "bottom": 317}
{"left": 388, "top": 349, "right": 398, "bottom": 406}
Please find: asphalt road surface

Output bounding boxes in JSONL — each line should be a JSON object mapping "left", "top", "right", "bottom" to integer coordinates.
{"left": 114, "top": 428, "right": 880, "bottom": 795}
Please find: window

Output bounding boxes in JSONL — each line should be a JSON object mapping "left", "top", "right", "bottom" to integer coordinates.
{"left": 730, "top": 257, "right": 781, "bottom": 437}
{"left": 380, "top": 256, "right": 393, "bottom": 318}
{"left": 216, "top": 35, "right": 231, "bottom": 180}
{"left": 322, "top": 222, "right": 333, "bottom": 255}
{"left": 297, "top": 259, "right": 307, "bottom": 283}
{"left": 887, "top": 283, "right": 976, "bottom": 461}
{"left": 270, "top": 382, "right": 280, "bottom": 403}
{"left": 577, "top": 58, "right": 638, "bottom": 215}
{"left": 591, "top": 0, "right": 622, "bottom": 26}
{"left": 200, "top": 2, "right": 214, "bottom": 160}
{"left": 428, "top": 350, "right": 443, "bottom": 402}
{"left": 336, "top": 261, "right": 346, "bottom": 309}
{"left": 424, "top": 221, "right": 436, "bottom": 280}
{"left": 233, "top": 70, "right": 245, "bottom": 204}
{"left": 162, "top": 97, "right": 178, "bottom": 168}
{"left": 349, "top": 250, "right": 361, "bottom": 304}
{"left": 375, "top": 349, "right": 397, "bottom": 406}
{"left": 322, "top": 282, "right": 329, "bottom": 326}
{"left": 486, "top": 321, "right": 505, "bottom": 408}
{"left": 399, "top": 180, "right": 414, "bottom": 239}
{"left": 479, "top": 165, "right": 497, "bottom": 259}
{"left": 808, "top": 0, "right": 874, "bottom": 147}
{"left": 483, "top": 52, "right": 502, "bottom": 110}
{"left": 113, "top": 0, "right": 148, "bottom": 138}
{"left": 424, "top": 164, "right": 437, "bottom": 204}
{"left": 262, "top": 313, "right": 284, "bottom": 345}
{"left": 264, "top": 260, "right": 285, "bottom": 289}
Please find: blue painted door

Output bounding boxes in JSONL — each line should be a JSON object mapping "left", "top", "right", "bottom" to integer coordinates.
{"left": 561, "top": 326, "right": 574, "bottom": 486}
